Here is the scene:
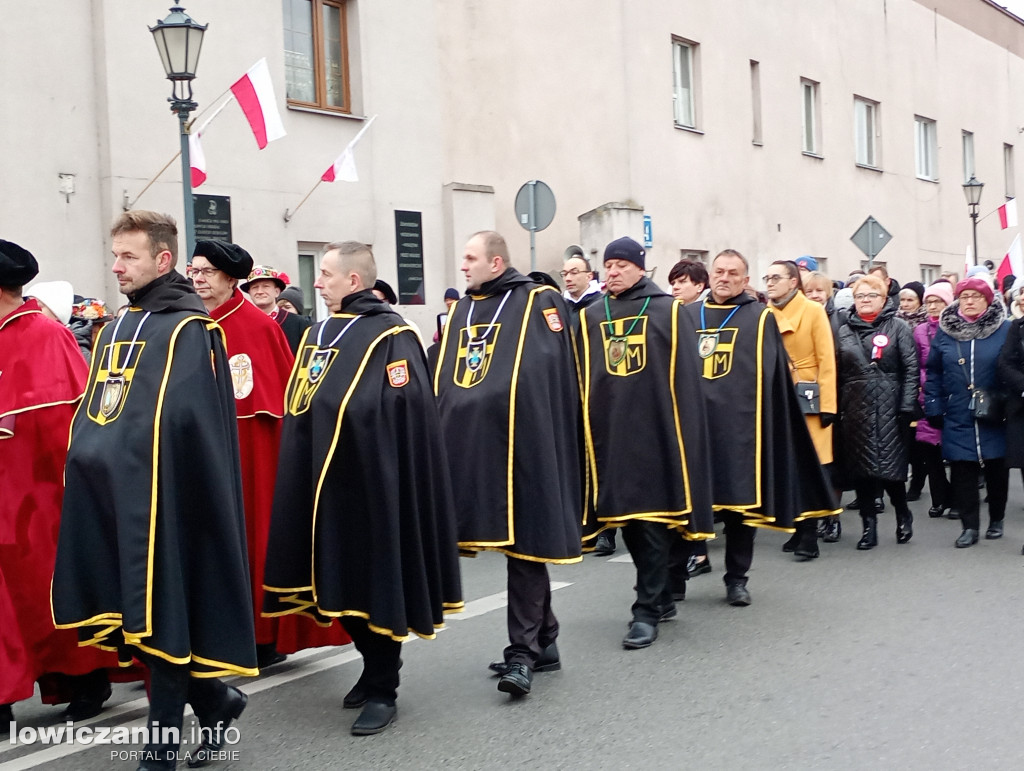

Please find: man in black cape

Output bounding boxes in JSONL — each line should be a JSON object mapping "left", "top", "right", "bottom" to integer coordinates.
{"left": 578, "top": 237, "right": 714, "bottom": 649}
{"left": 263, "top": 241, "right": 463, "bottom": 736}
{"left": 679, "top": 249, "right": 839, "bottom": 606}
{"left": 435, "top": 230, "right": 583, "bottom": 698}
{"left": 52, "top": 211, "right": 256, "bottom": 770}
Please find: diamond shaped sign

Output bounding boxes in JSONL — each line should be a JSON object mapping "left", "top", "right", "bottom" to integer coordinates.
{"left": 850, "top": 216, "right": 892, "bottom": 260}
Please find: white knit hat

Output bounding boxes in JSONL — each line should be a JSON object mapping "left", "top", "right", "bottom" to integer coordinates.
{"left": 26, "top": 280, "right": 74, "bottom": 325}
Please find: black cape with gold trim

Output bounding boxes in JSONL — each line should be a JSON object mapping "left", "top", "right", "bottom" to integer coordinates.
{"left": 52, "top": 272, "right": 257, "bottom": 677}
{"left": 262, "top": 291, "right": 464, "bottom": 641}
{"left": 683, "top": 293, "right": 839, "bottom": 529}
{"left": 579, "top": 277, "right": 714, "bottom": 542}
{"left": 434, "top": 269, "right": 583, "bottom": 563}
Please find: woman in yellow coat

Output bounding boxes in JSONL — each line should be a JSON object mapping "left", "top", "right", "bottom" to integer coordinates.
{"left": 764, "top": 260, "right": 837, "bottom": 558}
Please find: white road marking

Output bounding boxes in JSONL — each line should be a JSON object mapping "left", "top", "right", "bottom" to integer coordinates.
{"left": 0, "top": 582, "right": 573, "bottom": 770}
{"left": 608, "top": 553, "right": 634, "bottom": 564}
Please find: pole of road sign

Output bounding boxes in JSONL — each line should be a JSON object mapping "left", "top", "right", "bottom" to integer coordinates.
{"left": 867, "top": 218, "right": 875, "bottom": 268}
{"left": 528, "top": 181, "right": 537, "bottom": 271}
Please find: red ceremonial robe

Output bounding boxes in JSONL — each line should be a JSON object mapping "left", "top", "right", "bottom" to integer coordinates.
{"left": 0, "top": 300, "right": 115, "bottom": 704}
{"left": 210, "top": 290, "right": 349, "bottom": 651}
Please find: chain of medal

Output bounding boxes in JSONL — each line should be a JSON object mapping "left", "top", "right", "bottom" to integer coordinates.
{"left": 100, "top": 311, "right": 151, "bottom": 418}
{"left": 307, "top": 316, "right": 362, "bottom": 384}
{"left": 697, "top": 300, "right": 740, "bottom": 359}
{"left": 603, "top": 295, "right": 650, "bottom": 367}
{"left": 464, "top": 290, "right": 513, "bottom": 373}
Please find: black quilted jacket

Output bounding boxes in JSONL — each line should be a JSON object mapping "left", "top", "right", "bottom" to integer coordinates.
{"left": 836, "top": 302, "right": 919, "bottom": 481}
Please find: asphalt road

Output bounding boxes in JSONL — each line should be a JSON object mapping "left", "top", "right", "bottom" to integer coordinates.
{"left": 4, "top": 475, "right": 1024, "bottom": 770}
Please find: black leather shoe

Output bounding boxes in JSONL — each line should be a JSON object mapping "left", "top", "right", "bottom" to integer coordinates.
{"left": 351, "top": 700, "right": 397, "bottom": 735}
{"left": 794, "top": 530, "right": 819, "bottom": 559}
{"left": 874, "top": 498, "right": 885, "bottom": 513}
{"left": 846, "top": 497, "right": 861, "bottom": 510}
{"left": 928, "top": 505, "right": 947, "bottom": 518}
{"left": 822, "top": 517, "right": 842, "bottom": 543}
{"left": 488, "top": 642, "right": 560, "bottom": 677}
{"left": 725, "top": 582, "right": 751, "bottom": 607}
{"left": 686, "top": 555, "right": 712, "bottom": 577}
{"left": 816, "top": 518, "right": 828, "bottom": 538}
{"left": 256, "top": 643, "right": 287, "bottom": 669}
{"left": 344, "top": 682, "right": 368, "bottom": 709}
{"left": 0, "top": 705, "right": 12, "bottom": 735}
{"left": 781, "top": 532, "right": 800, "bottom": 553}
{"left": 906, "top": 489, "right": 922, "bottom": 502}
{"left": 188, "top": 686, "right": 247, "bottom": 767}
{"left": 658, "top": 605, "right": 678, "bottom": 623}
{"left": 896, "top": 512, "right": 913, "bottom": 544}
{"left": 985, "top": 520, "right": 1004, "bottom": 539}
{"left": 592, "top": 532, "right": 616, "bottom": 556}
{"left": 497, "top": 663, "right": 532, "bottom": 696}
{"left": 955, "top": 529, "right": 979, "bottom": 548}
{"left": 856, "top": 516, "right": 878, "bottom": 550}
{"left": 62, "top": 684, "right": 112, "bottom": 722}
{"left": 622, "top": 621, "right": 657, "bottom": 649}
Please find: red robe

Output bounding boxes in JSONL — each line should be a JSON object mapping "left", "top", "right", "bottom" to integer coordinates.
{"left": 211, "top": 290, "right": 349, "bottom": 652}
{"left": 0, "top": 300, "right": 115, "bottom": 703}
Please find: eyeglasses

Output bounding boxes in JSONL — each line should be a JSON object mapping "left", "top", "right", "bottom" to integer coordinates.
{"left": 762, "top": 274, "right": 789, "bottom": 284}
{"left": 186, "top": 267, "right": 220, "bottom": 278}
{"left": 559, "top": 268, "right": 587, "bottom": 278}
{"left": 853, "top": 292, "right": 882, "bottom": 301}
{"left": 959, "top": 291, "right": 985, "bottom": 301}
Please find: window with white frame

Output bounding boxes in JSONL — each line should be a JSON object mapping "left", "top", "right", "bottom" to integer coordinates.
{"left": 750, "top": 60, "right": 762, "bottom": 145}
{"left": 801, "top": 78, "right": 821, "bottom": 155}
{"left": 920, "top": 264, "right": 940, "bottom": 285}
{"left": 1005, "top": 143, "right": 1015, "bottom": 199}
{"left": 672, "top": 38, "right": 699, "bottom": 129}
{"left": 962, "top": 131, "right": 975, "bottom": 182}
{"left": 854, "top": 97, "right": 878, "bottom": 167}
{"left": 915, "top": 116, "right": 938, "bottom": 180}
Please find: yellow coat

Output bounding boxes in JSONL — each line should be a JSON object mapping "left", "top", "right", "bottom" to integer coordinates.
{"left": 768, "top": 291, "right": 837, "bottom": 464}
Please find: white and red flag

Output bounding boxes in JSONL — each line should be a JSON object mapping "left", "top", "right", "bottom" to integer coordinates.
{"left": 322, "top": 115, "right": 377, "bottom": 182}
{"left": 998, "top": 198, "right": 1018, "bottom": 230}
{"left": 188, "top": 131, "right": 207, "bottom": 187}
{"left": 997, "top": 234, "right": 1024, "bottom": 286}
{"left": 230, "top": 58, "right": 287, "bottom": 149}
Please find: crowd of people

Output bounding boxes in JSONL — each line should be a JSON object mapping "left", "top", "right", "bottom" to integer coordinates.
{"left": 3, "top": 215, "right": 1024, "bottom": 769}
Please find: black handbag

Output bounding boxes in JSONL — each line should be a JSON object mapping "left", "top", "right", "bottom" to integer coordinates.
{"left": 956, "top": 341, "right": 1006, "bottom": 424}
{"left": 794, "top": 381, "right": 821, "bottom": 415}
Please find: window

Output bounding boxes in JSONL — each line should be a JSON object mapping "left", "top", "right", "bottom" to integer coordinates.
{"left": 750, "top": 61, "right": 762, "bottom": 145}
{"left": 854, "top": 97, "right": 879, "bottom": 167}
{"left": 672, "top": 38, "right": 699, "bottom": 129}
{"left": 801, "top": 78, "right": 821, "bottom": 155}
{"left": 915, "top": 116, "right": 937, "bottom": 180}
{"left": 298, "top": 242, "right": 327, "bottom": 319}
{"left": 962, "top": 131, "right": 975, "bottom": 182}
{"left": 920, "top": 264, "right": 940, "bottom": 285}
{"left": 1005, "top": 143, "right": 1015, "bottom": 199}
{"left": 283, "top": 0, "right": 350, "bottom": 113}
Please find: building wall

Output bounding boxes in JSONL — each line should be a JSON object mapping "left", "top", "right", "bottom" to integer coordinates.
{"left": 441, "top": 0, "right": 1024, "bottom": 286}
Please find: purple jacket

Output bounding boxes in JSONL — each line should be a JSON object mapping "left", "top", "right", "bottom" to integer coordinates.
{"left": 914, "top": 318, "right": 942, "bottom": 445}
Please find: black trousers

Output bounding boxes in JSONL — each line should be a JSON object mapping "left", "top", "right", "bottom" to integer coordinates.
{"left": 340, "top": 616, "right": 402, "bottom": 706}
{"left": 907, "top": 440, "right": 927, "bottom": 495}
{"left": 949, "top": 458, "right": 1009, "bottom": 531}
{"left": 504, "top": 557, "right": 558, "bottom": 667}
{"left": 855, "top": 479, "right": 910, "bottom": 517}
{"left": 621, "top": 521, "right": 674, "bottom": 625}
{"left": 720, "top": 511, "right": 756, "bottom": 586}
{"left": 918, "top": 442, "right": 951, "bottom": 509}
{"left": 140, "top": 653, "right": 230, "bottom": 762}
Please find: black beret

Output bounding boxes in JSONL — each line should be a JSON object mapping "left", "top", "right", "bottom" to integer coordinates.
{"left": 192, "top": 239, "right": 253, "bottom": 280}
{"left": 528, "top": 271, "right": 560, "bottom": 290}
{"left": 0, "top": 239, "right": 39, "bottom": 286}
{"left": 373, "top": 279, "right": 398, "bottom": 305}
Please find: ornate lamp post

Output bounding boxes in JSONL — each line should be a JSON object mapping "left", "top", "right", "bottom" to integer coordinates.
{"left": 150, "top": 4, "right": 207, "bottom": 261}
{"left": 962, "top": 175, "right": 984, "bottom": 267}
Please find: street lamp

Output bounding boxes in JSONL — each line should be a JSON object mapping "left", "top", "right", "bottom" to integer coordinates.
{"left": 962, "top": 175, "right": 984, "bottom": 267}
{"left": 150, "top": 4, "right": 207, "bottom": 261}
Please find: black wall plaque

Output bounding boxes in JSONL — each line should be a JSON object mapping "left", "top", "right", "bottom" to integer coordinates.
{"left": 394, "top": 210, "right": 425, "bottom": 305}
{"left": 193, "top": 195, "right": 232, "bottom": 242}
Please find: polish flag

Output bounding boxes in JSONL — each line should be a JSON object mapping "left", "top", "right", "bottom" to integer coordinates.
{"left": 230, "top": 59, "right": 286, "bottom": 150}
{"left": 998, "top": 199, "right": 1018, "bottom": 230}
{"left": 997, "top": 233, "right": 1024, "bottom": 287}
{"left": 188, "top": 132, "right": 206, "bottom": 187}
{"left": 322, "top": 115, "right": 377, "bottom": 182}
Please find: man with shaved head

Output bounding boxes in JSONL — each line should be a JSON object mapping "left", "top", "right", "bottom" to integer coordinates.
{"left": 263, "top": 241, "right": 462, "bottom": 736}
{"left": 435, "top": 231, "right": 583, "bottom": 699}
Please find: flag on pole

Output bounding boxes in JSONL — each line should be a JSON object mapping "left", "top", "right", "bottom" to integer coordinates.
{"left": 998, "top": 198, "right": 1018, "bottom": 230}
{"left": 997, "top": 233, "right": 1023, "bottom": 287}
{"left": 230, "top": 58, "right": 287, "bottom": 149}
{"left": 188, "top": 132, "right": 207, "bottom": 187}
{"left": 322, "top": 115, "right": 377, "bottom": 182}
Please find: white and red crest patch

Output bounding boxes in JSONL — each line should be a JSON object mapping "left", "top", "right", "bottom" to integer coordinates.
{"left": 542, "top": 307, "right": 564, "bottom": 332}
{"left": 386, "top": 360, "right": 410, "bottom": 388}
